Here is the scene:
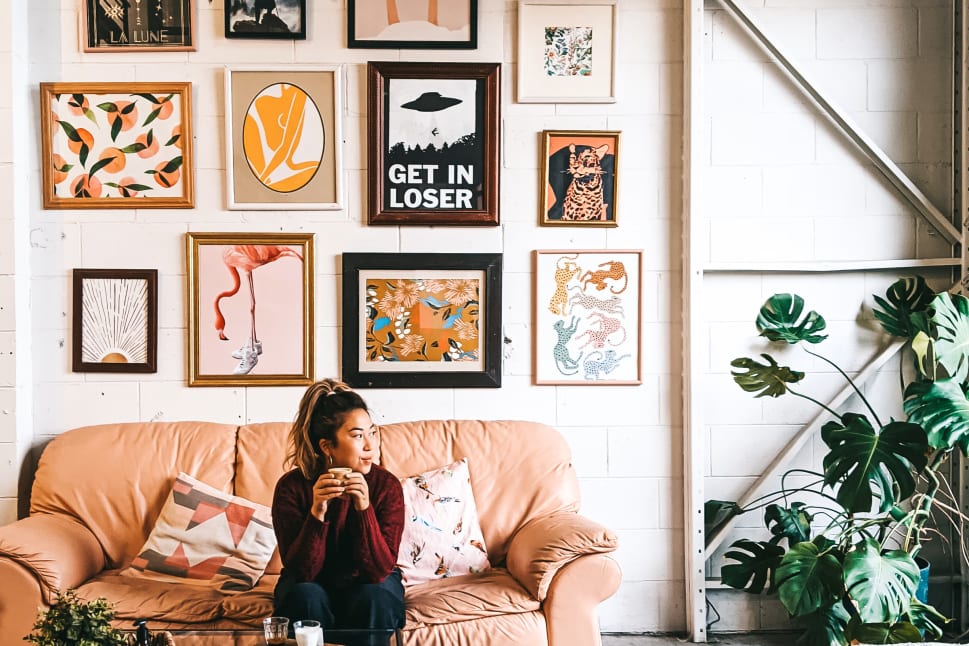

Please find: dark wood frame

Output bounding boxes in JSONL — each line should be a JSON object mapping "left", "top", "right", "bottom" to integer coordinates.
{"left": 187, "top": 232, "right": 315, "bottom": 387}
{"left": 72, "top": 269, "right": 158, "bottom": 373}
{"left": 83, "top": 0, "right": 196, "bottom": 52}
{"left": 224, "top": 0, "right": 307, "bottom": 39}
{"left": 342, "top": 252, "right": 502, "bottom": 388}
{"left": 367, "top": 61, "right": 500, "bottom": 226}
{"left": 348, "top": 0, "right": 477, "bottom": 49}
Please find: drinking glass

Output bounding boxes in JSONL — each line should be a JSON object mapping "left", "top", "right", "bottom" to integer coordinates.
{"left": 293, "top": 619, "right": 323, "bottom": 646}
{"left": 263, "top": 616, "right": 289, "bottom": 645}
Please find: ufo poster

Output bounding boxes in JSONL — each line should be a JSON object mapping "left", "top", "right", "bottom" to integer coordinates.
{"left": 367, "top": 62, "right": 500, "bottom": 226}
{"left": 85, "top": 0, "right": 195, "bottom": 52}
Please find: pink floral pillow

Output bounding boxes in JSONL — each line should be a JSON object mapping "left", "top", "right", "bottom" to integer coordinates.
{"left": 397, "top": 458, "right": 490, "bottom": 586}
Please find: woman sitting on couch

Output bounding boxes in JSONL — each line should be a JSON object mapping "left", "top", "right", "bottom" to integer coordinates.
{"left": 271, "top": 378, "right": 406, "bottom": 644}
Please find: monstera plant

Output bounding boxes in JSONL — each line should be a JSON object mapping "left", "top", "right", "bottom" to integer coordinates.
{"left": 706, "top": 276, "right": 969, "bottom": 645}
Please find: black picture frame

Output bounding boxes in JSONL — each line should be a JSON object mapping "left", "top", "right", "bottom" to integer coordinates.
{"left": 348, "top": 0, "right": 477, "bottom": 49}
{"left": 224, "top": 0, "right": 307, "bottom": 40}
{"left": 84, "top": 0, "right": 195, "bottom": 52}
{"left": 72, "top": 269, "right": 158, "bottom": 373}
{"left": 342, "top": 253, "right": 502, "bottom": 388}
{"left": 367, "top": 61, "right": 500, "bottom": 226}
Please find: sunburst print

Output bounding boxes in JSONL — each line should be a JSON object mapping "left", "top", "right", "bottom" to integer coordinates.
{"left": 80, "top": 278, "right": 149, "bottom": 364}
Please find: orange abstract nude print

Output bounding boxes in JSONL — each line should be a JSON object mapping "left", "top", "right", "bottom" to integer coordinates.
{"left": 214, "top": 245, "right": 304, "bottom": 375}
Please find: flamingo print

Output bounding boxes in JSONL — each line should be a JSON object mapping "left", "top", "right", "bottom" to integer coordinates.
{"left": 214, "top": 244, "right": 303, "bottom": 375}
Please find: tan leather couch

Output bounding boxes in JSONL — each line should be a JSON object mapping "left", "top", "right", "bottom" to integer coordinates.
{"left": 0, "top": 420, "right": 621, "bottom": 645}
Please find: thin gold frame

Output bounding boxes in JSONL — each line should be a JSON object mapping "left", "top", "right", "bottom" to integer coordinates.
{"left": 540, "top": 130, "right": 621, "bottom": 227}
{"left": 40, "top": 82, "right": 194, "bottom": 209}
{"left": 82, "top": 0, "right": 196, "bottom": 52}
{"left": 187, "top": 232, "right": 314, "bottom": 387}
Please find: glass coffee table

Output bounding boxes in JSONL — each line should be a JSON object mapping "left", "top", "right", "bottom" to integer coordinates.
{"left": 164, "top": 628, "right": 403, "bottom": 645}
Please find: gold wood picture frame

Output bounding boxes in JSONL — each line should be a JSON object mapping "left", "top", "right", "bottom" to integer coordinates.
{"left": 541, "top": 129, "right": 620, "bottom": 226}
{"left": 83, "top": 0, "right": 196, "bottom": 52}
{"left": 40, "top": 82, "right": 194, "bottom": 209}
{"left": 187, "top": 232, "right": 314, "bottom": 387}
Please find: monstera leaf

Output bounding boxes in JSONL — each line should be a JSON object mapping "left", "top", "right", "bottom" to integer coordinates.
{"left": 731, "top": 354, "right": 805, "bottom": 398}
{"left": 844, "top": 539, "right": 919, "bottom": 624}
{"left": 820, "top": 414, "right": 927, "bottom": 513}
{"left": 776, "top": 539, "right": 844, "bottom": 617}
{"left": 797, "top": 604, "right": 851, "bottom": 646}
{"left": 756, "top": 294, "right": 828, "bottom": 344}
{"left": 872, "top": 276, "right": 934, "bottom": 339}
{"left": 928, "top": 292, "right": 969, "bottom": 385}
{"left": 844, "top": 618, "right": 922, "bottom": 644}
{"left": 765, "top": 502, "right": 812, "bottom": 547}
{"left": 704, "top": 499, "right": 741, "bottom": 536}
{"left": 721, "top": 539, "right": 784, "bottom": 593}
{"left": 907, "top": 598, "right": 949, "bottom": 640}
{"left": 903, "top": 378, "right": 969, "bottom": 454}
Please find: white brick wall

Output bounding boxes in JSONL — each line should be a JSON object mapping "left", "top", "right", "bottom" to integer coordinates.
{"left": 0, "top": 0, "right": 951, "bottom": 634}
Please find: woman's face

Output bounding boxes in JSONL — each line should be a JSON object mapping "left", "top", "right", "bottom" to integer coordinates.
{"left": 320, "top": 408, "right": 379, "bottom": 474}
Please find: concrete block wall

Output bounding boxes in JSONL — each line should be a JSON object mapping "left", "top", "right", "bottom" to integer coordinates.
{"left": 0, "top": 0, "right": 950, "bottom": 634}
{"left": 703, "top": 0, "right": 953, "bottom": 631}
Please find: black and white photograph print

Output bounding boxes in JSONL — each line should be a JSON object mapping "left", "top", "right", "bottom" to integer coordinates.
{"left": 367, "top": 62, "right": 500, "bottom": 226}
{"left": 225, "top": 0, "right": 307, "bottom": 39}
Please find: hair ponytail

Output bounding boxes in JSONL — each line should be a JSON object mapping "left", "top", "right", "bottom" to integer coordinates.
{"left": 286, "top": 378, "right": 369, "bottom": 479}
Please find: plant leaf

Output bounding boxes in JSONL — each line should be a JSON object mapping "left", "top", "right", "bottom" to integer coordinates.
{"left": 765, "top": 502, "right": 812, "bottom": 547}
{"left": 756, "top": 293, "right": 828, "bottom": 344}
{"left": 776, "top": 539, "right": 844, "bottom": 617}
{"left": 730, "top": 354, "right": 805, "bottom": 398}
{"left": 928, "top": 291, "right": 969, "bottom": 385}
{"left": 821, "top": 414, "right": 927, "bottom": 513}
{"left": 844, "top": 538, "right": 919, "bottom": 624}
{"left": 704, "top": 499, "right": 741, "bottom": 536}
{"left": 721, "top": 538, "right": 784, "bottom": 594}
{"left": 903, "top": 378, "right": 969, "bottom": 454}
{"left": 844, "top": 618, "right": 922, "bottom": 644}
{"left": 796, "top": 604, "right": 850, "bottom": 646}
{"left": 906, "top": 598, "right": 949, "bottom": 640}
{"left": 873, "top": 276, "right": 934, "bottom": 338}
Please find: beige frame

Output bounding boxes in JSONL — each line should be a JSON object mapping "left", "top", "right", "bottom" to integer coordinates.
{"left": 225, "top": 66, "right": 344, "bottom": 210}
{"left": 540, "top": 129, "right": 620, "bottom": 226}
{"left": 82, "top": 0, "right": 196, "bottom": 52}
{"left": 533, "top": 249, "right": 642, "bottom": 385}
{"left": 517, "top": 0, "right": 617, "bottom": 103}
{"left": 187, "top": 232, "right": 315, "bottom": 387}
{"left": 40, "top": 82, "right": 194, "bottom": 209}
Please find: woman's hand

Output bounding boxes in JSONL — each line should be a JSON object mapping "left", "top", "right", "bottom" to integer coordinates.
{"left": 310, "top": 473, "right": 347, "bottom": 521}
{"left": 343, "top": 472, "right": 370, "bottom": 511}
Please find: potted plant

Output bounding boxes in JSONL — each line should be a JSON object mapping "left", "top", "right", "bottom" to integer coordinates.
{"left": 706, "top": 276, "right": 968, "bottom": 645}
{"left": 24, "top": 589, "right": 128, "bottom": 646}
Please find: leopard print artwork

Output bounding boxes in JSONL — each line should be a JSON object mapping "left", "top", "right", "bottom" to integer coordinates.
{"left": 562, "top": 143, "right": 609, "bottom": 221}
{"left": 547, "top": 254, "right": 581, "bottom": 315}
{"left": 552, "top": 316, "right": 583, "bottom": 375}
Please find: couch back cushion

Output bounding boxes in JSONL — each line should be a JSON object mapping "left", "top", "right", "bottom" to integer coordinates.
{"left": 31, "top": 422, "right": 238, "bottom": 569}
{"left": 378, "top": 420, "right": 580, "bottom": 564}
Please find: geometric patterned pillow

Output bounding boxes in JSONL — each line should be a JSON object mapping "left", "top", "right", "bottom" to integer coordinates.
{"left": 121, "top": 472, "right": 277, "bottom": 592}
{"left": 396, "top": 458, "right": 490, "bottom": 587}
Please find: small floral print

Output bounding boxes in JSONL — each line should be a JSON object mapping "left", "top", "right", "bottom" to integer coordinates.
{"left": 544, "top": 26, "right": 593, "bottom": 77}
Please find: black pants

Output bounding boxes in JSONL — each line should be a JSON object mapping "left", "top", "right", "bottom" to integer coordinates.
{"left": 273, "top": 568, "right": 405, "bottom": 646}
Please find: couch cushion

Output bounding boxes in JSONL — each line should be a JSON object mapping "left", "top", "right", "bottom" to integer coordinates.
{"left": 404, "top": 568, "right": 539, "bottom": 626}
{"left": 122, "top": 473, "right": 277, "bottom": 592}
{"left": 31, "top": 422, "right": 239, "bottom": 569}
{"left": 378, "top": 420, "right": 580, "bottom": 564}
{"left": 76, "top": 570, "right": 276, "bottom": 625}
{"left": 397, "top": 458, "right": 490, "bottom": 586}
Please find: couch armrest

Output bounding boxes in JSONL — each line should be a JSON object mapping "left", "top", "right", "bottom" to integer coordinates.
{"left": 505, "top": 512, "right": 618, "bottom": 601}
{"left": 0, "top": 514, "right": 105, "bottom": 602}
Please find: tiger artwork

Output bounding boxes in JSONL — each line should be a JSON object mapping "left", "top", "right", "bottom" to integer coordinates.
{"left": 562, "top": 143, "right": 610, "bottom": 221}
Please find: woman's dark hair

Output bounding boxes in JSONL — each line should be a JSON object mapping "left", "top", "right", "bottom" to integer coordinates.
{"left": 286, "top": 378, "right": 369, "bottom": 479}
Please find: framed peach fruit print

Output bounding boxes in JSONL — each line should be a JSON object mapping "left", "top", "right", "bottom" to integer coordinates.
{"left": 187, "top": 232, "right": 315, "bottom": 387}
{"left": 225, "top": 66, "right": 344, "bottom": 210}
{"left": 40, "top": 82, "right": 194, "bottom": 209}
